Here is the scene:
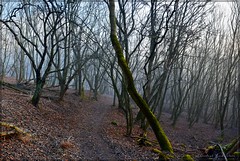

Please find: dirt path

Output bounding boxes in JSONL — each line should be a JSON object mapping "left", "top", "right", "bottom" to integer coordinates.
{"left": 1, "top": 84, "right": 152, "bottom": 160}
{"left": 2, "top": 78, "right": 238, "bottom": 160}
{"left": 72, "top": 98, "right": 119, "bottom": 160}
{"left": 60, "top": 94, "right": 156, "bottom": 160}
{"left": 3, "top": 84, "right": 237, "bottom": 160}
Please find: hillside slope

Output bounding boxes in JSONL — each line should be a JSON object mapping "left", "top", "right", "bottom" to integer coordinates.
{"left": 0, "top": 78, "right": 158, "bottom": 160}
{"left": 0, "top": 77, "right": 238, "bottom": 160}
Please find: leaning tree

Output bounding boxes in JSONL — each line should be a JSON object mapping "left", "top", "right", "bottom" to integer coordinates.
{"left": 108, "top": 0, "right": 173, "bottom": 153}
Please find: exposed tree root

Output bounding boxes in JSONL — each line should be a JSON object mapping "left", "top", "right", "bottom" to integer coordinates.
{"left": 131, "top": 133, "right": 158, "bottom": 147}
{"left": 225, "top": 137, "right": 240, "bottom": 155}
{"left": 200, "top": 137, "right": 240, "bottom": 161}
{"left": 0, "top": 122, "right": 32, "bottom": 138}
{"left": 151, "top": 148, "right": 174, "bottom": 160}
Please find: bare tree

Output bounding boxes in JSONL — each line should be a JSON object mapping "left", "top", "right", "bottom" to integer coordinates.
{"left": 49, "top": 1, "right": 89, "bottom": 101}
{"left": 0, "top": 1, "right": 70, "bottom": 106}
{"left": 214, "top": 0, "right": 240, "bottom": 135}
{"left": 108, "top": 0, "right": 173, "bottom": 153}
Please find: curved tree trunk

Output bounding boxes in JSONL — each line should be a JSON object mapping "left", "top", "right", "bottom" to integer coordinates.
{"left": 108, "top": 0, "right": 173, "bottom": 153}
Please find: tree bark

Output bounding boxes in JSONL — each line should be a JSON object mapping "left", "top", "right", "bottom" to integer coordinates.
{"left": 31, "top": 79, "right": 44, "bottom": 107}
{"left": 108, "top": 0, "right": 173, "bottom": 153}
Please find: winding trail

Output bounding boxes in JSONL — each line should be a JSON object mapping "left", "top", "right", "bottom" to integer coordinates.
{"left": 72, "top": 97, "right": 118, "bottom": 160}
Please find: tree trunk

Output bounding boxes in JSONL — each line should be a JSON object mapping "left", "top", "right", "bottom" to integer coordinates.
{"left": 59, "top": 84, "right": 68, "bottom": 101}
{"left": 108, "top": 0, "right": 173, "bottom": 153}
{"left": 31, "top": 79, "right": 44, "bottom": 107}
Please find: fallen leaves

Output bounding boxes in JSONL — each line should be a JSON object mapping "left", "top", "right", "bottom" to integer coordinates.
{"left": 1, "top": 77, "right": 238, "bottom": 160}
{"left": 18, "top": 134, "right": 32, "bottom": 144}
{"left": 60, "top": 140, "right": 75, "bottom": 149}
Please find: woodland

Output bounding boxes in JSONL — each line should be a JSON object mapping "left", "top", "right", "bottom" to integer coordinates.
{"left": 0, "top": 0, "right": 239, "bottom": 160}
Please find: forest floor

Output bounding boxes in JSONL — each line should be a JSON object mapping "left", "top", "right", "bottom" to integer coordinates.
{"left": 0, "top": 77, "right": 239, "bottom": 160}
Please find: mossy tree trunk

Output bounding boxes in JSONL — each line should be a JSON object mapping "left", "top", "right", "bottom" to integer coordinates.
{"left": 108, "top": 0, "right": 173, "bottom": 153}
{"left": 59, "top": 83, "right": 68, "bottom": 101}
{"left": 31, "top": 70, "right": 46, "bottom": 107}
{"left": 31, "top": 80, "right": 44, "bottom": 107}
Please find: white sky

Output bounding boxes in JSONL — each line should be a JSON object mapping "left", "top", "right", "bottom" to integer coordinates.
{"left": 216, "top": 2, "right": 232, "bottom": 16}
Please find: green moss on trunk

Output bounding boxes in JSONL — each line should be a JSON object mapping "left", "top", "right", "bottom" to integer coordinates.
{"left": 31, "top": 81, "right": 43, "bottom": 107}
{"left": 108, "top": 0, "right": 173, "bottom": 153}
